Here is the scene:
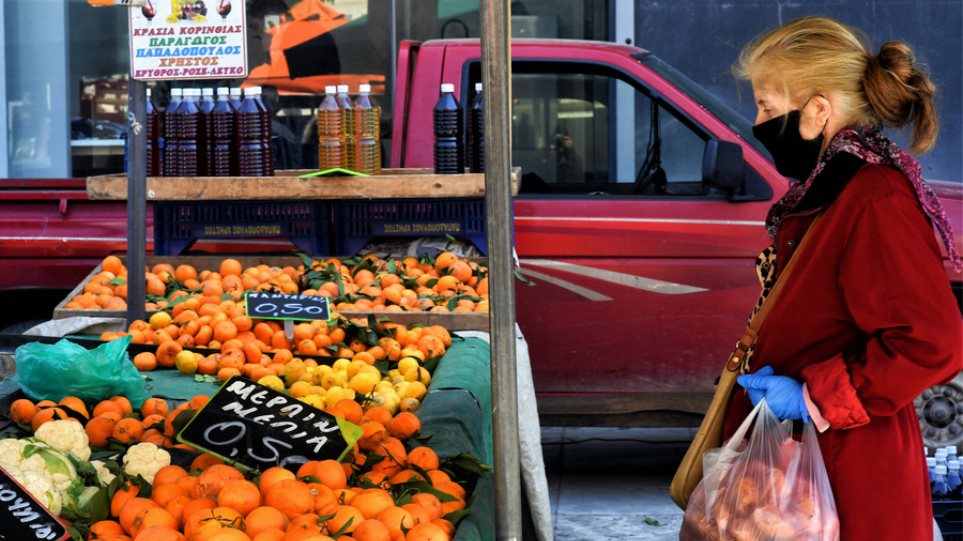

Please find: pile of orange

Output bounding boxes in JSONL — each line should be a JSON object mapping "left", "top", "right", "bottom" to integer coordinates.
{"left": 8, "top": 394, "right": 209, "bottom": 451}
{"left": 65, "top": 254, "right": 488, "bottom": 315}
{"left": 82, "top": 398, "right": 463, "bottom": 541}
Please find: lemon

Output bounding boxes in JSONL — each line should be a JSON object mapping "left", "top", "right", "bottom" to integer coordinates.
{"left": 404, "top": 381, "right": 428, "bottom": 400}
{"left": 281, "top": 359, "right": 306, "bottom": 385}
{"left": 400, "top": 348, "right": 425, "bottom": 362}
{"left": 349, "top": 372, "right": 379, "bottom": 395}
{"left": 325, "top": 386, "right": 347, "bottom": 407}
{"left": 174, "top": 350, "right": 198, "bottom": 375}
{"left": 299, "top": 395, "right": 325, "bottom": 408}
{"left": 257, "top": 375, "right": 285, "bottom": 393}
{"left": 149, "top": 311, "right": 172, "bottom": 330}
{"left": 332, "top": 358, "right": 351, "bottom": 372}
{"left": 398, "top": 357, "right": 420, "bottom": 374}
{"left": 400, "top": 397, "right": 421, "bottom": 413}
{"left": 288, "top": 381, "right": 313, "bottom": 398}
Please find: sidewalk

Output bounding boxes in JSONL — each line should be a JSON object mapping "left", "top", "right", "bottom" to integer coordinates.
{"left": 542, "top": 427, "right": 693, "bottom": 540}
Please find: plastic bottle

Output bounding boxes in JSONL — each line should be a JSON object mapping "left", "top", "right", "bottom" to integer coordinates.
{"left": 355, "top": 84, "right": 381, "bottom": 175}
{"left": 468, "top": 82, "right": 484, "bottom": 173}
{"left": 235, "top": 88, "right": 265, "bottom": 176}
{"left": 933, "top": 464, "right": 950, "bottom": 498}
{"left": 336, "top": 84, "right": 356, "bottom": 171}
{"left": 433, "top": 83, "right": 464, "bottom": 174}
{"left": 210, "top": 87, "right": 234, "bottom": 177}
{"left": 317, "top": 85, "right": 345, "bottom": 170}
{"left": 248, "top": 86, "right": 274, "bottom": 176}
{"left": 163, "top": 88, "right": 182, "bottom": 176}
{"left": 175, "top": 88, "right": 201, "bottom": 177}
{"left": 198, "top": 88, "right": 215, "bottom": 176}
{"left": 145, "top": 88, "right": 161, "bottom": 177}
{"left": 928, "top": 457, "right": 938, "bottom": 482}
{"left": 228, "top": 87, "right": 242, "bottom": 112}
{"left": 947, "top": 459, "right": 962, "bottom": 497}
{"left": 946, "top": 446, "right": 959, "bottom": 462}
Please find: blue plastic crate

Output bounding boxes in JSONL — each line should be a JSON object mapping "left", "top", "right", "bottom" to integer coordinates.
{"left": 154, "top": 200, "right": 331, "bottom": 256}
{"left": 332, "top": 198, "right": 487, "bottom": 256}
{"left": 935, "top": 499, "right": 963, "bottom": 539}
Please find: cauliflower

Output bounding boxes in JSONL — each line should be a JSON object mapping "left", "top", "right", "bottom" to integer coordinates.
{"left": 90, "top": 460, "right": 116, "bottom": 486}
{"left": 7, "top": 467, "right": 62, "bottom": 515}
{"left": 0, "top": 438, "right": 27, "bottom": 469}
{"left": 34, "top": 420, "right": 91, "bottom": 461}
{"left": 122, "top": 443, "right": 170, "bottom": 484}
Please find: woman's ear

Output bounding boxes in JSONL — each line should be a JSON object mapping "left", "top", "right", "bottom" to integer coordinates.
{"left": 800, "top": 94, "right": 832, "bottom": 140}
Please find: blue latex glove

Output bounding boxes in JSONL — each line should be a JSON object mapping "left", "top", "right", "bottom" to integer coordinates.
{"left": 737, "top": 365, "right": 810, "bottom": 423}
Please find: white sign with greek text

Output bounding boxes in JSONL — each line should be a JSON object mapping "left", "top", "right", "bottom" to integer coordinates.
{"left": 128, "top": 0, "right": 247, "bottom": 80}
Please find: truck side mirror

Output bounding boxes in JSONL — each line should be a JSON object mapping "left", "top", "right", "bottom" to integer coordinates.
{"left": 702, "top": 139, "right": 745, "bottom": 195}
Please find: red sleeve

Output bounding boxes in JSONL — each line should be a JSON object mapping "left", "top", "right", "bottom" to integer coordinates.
{"left": 801, "top": 187, "right": 963, "bottom": 429}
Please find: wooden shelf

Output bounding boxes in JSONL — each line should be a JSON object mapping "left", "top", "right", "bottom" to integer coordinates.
{"left": 87, "top": 168, "right": 521, "bottom": 201}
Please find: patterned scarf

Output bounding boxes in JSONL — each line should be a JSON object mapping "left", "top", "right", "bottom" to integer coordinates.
{"left": 765, "top": 126, "right": 962, "bottom": 272}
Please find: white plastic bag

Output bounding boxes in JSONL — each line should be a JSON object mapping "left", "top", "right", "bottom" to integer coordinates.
{"left": 680, "top": 400, "right": 840, "bottom": 541}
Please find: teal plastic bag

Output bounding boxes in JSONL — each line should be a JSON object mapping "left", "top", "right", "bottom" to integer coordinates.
{"left": 14, "top": 336, "right": 150, "bottom": 408}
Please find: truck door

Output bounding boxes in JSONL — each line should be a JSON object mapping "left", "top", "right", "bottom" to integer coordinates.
{"left": 466, "top": 57, "right": 779, "bottom": 420}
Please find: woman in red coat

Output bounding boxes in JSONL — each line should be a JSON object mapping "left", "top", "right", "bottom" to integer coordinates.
{"left": 723, "top": 16, "right": 963, "bottom": 540}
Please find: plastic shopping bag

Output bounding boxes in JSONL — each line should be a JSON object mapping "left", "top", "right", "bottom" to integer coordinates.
{"left": 14, "top": 336, "right": 150, "bottom": 407}
{"left": 680, "top": 400, "right": 840, "bottom": 541}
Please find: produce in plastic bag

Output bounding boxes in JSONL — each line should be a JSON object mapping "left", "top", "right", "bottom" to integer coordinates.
{"left": 14, "top": 336, "right": 150, "bottom": 408}
{"left": 680, "top": 400, "right": 840, "bottom": 541}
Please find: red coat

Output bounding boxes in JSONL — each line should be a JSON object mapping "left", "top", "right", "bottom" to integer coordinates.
{"left": 722, "top": 160, "right": 963, "bottom": 540}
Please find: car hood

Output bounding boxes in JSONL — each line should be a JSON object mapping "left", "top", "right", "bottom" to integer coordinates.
{"left": 929, "top": 181, "right": 963, "bottom": 263}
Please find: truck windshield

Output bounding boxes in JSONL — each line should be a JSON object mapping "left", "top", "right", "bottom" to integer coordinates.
{"left": 633, "top": 53, "right": 771, "bottom": 160}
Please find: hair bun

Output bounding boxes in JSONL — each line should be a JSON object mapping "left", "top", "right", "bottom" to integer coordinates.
{"left": 863, "top": 40, "right": 938, "bottom": 153}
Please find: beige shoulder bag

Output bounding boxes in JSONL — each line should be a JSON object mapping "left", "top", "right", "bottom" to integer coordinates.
{"left": 669, "top": 214, "right": 823, "bottom": 509}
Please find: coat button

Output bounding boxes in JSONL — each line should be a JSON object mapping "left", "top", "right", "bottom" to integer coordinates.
{"left": 787, "top": 240, "right": 796, "bottom": 248}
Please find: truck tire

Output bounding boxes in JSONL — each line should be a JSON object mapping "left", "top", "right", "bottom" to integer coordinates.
{"left": 915, "top": 372, "right": 963, "bottom": 453}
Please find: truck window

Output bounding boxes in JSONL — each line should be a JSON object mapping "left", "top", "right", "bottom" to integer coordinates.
{"left": 471, "top": 62, "right": 708, "bottom": 196}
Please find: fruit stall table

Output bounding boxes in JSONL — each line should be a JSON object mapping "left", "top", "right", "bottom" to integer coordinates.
{"left": 1, "top": 316, "right": 553, "bottom": 541}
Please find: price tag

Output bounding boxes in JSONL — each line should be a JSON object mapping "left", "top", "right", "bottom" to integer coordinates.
{"left": 177, "top": 376, "right": 361, "bottom": 472}
{"left": 245, "top": 292, "right": 330, "bottom": 321}
{"left": 0, "top": 466, "right": 69, "bottom": 541}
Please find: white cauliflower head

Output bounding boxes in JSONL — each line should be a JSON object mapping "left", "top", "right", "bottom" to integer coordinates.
{"left": 34, "top": 420, "right": 91, "bottom": 461}
{"left": 0, "top": 438, "right": 27, "bottom": 469}
{"left": 7, "top": 467, "right": 62, "bottom": 515}
{"left": 90, "top": 460, "right": 116, "bottom": 487}
{"left": 122, "top": 443, "right": 170, "bottom": 484}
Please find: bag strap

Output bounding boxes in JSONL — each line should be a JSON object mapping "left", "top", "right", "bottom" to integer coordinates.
{"left": 725, "top": 213, "right": 825, "bottom": 373}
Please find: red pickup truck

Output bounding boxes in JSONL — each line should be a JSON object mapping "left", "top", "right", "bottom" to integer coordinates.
{"left": 2, "top": 38, "right": 961, "bottom": 448}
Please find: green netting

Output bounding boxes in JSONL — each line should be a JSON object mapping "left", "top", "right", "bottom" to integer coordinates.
{"left": 417, "top": 337, "right": 494, "bottom": 541}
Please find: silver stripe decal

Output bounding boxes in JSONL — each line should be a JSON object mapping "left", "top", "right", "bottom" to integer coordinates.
{"left": 518, "top": 268, "right": 613, "bottom": 302}
{"left": 515, "top": 216, "right": 765, "bottom": 226}
{"left": 524, "top": 259, "right": 708, "bottom": 295}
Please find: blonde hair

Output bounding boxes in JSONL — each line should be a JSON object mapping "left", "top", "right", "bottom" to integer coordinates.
{"left": 736, "top": 16, "right": 938, "bottom": 154}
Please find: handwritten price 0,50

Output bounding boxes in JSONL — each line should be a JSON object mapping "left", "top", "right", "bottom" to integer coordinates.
{"left": 251, "top": 302, "right": 326, "bottom": 317}
{"left": 203, "top": 421, "right": 309, "bottom": 469}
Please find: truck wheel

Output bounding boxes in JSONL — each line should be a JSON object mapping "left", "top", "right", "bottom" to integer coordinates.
{"left": 915, "top": 373, "right": 963, "bottom": 452}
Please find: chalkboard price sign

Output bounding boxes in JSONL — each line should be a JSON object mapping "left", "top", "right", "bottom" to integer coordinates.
{"left": 245, "top": 292, "right": 330, "bottom": 321}
{"left": 0, "top": 466, "right": 68, "bottom": 541}
{"left": 177, "top": 376, "right": 361, "bottom": 472}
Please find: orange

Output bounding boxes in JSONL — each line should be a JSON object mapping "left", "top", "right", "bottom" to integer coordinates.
{"left": 433, "top": 252, "right": 456, "bottom": 270}
{"left": 103, "top": 255, "right": 125, "bottom": 275}
{"left": 243, "top": 506, "right": 288, "bottom": 538}
{"left": 386, "top": 412, "right": 421, "bottom": 440}
{"left": 89, "top": 519, "right": 125, "bottom": 538}
{"left": 447, "top": 260, "right": 472, "bottom": 283}
{"left": 178, "top": 498, "right": 216, "bottom": 529}
{"left": 113, "top": 418, "right": 145, "bottom": 444}
{"left": 432, "top": 519, "right": 454, "bottom": 536}
{"left": 351, "top": 519, "right": 391, "bottom": 541}
{"left": 155, "top": 342, "right": 183, "bottom": 369}
{"left": 190, "top": 453, "right": 224, "bottom": 472}
{"left": 263, "top": 479, "right": 313, "bottom": 519}
{"left": 194, "top": 464, "right": 245, "bottom": 500}
{"left": 404, "top": 522, "right": 450, "bottom": 541}
{"left": 133, "top": 352, "right": 158, "bottom": 371}
{"left": 257, "top": 466, "right": 296, "bottom": 495}
{"left": 306, "top": 483, "right": 337, "bottom": 517}
{"left": 406, "top": 447, "right": 439, "bottom": 472}
{"left": 132, "top": 525, "right": 184, "bottom": 541}
{"left": 333, "top": 399, "right": 364, "bottom": 425}
{"left": 376, "top": 506, "right": 416, "bottom": 538}
{"left": 217, "top": 480, "right": 261, "bottom": 516}
{"left": 213, "top": 320, "right": 239, "bottom": 343}
{"left": 362, "top": 407, "right": 392, "bottom": 426}
{"left": 141, "top": 398, "right": 170, "bottom": 418}
{"left": 324, "top": 505, "right": 363, "bottom": 535}
{"left": 283, "top": 514, "right": 325, "bottom": 541}
{"left": 296, "top": 460, "right": 346, "bottom": 491}
{"left": 150, "top": 483, "right": 190, "bottom": 508}
{"left": 175, "top": 264, "right": 198, "bottom": 283}
{"left": 110, "top": 483, "right": 141, "bottom": 517}
{"left": 409, "top": 493, "right": 442, "bottom": 521}
{"left": 402, "top": 503, "right": 431, "bottom": 526}
{"left": 220, "top": 258, "right": 243, "bottom": 277}
{"left": 58, "top": 396, "right": 90, "bottom": 419}
{"left": 358, "top": 421, "right": 387, "bottom": 452}
{"left": 8, "top": 398, "right": 37, "bottom": 426}
{"left": 118, "top": 497, "right": 159, "bottom": 535}
{"left": 250, "top": 530, "right": 285, "bottom": 541}
{"left": 31, "top": 407, "right": 68, "bottom": 432}
{"left": 351, "top": 489, "right": 395, "bottom": 520}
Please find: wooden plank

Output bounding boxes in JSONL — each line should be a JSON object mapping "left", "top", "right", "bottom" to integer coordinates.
{"left": 87, "top": 168, "right": 521, "bottom": 201}
{"left": 52, "top": 264, "right": 112, "bottom": 320}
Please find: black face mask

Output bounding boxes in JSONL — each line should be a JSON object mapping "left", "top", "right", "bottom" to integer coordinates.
{"left": 752, "top": 110, "right": 824, "bottom": 182}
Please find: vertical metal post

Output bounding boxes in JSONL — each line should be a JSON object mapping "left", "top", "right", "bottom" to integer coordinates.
{"left": 126, "top": 78, "right": 147, "bottom": 325}
{"left": 480, "top": 1, "right": 521, "bottom": 540}
{"left": 389, "top": 0, "right": 397, "bottom": 99}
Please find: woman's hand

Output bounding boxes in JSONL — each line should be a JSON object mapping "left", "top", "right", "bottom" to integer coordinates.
{"left": 737, "top": 365, "right": 810, "bottom": 422}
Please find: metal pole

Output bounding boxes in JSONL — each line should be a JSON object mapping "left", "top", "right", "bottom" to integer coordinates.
{"left": 126, "top": 78, "right": 147, "bottom": 325}
{"left": 480, "top": 1, "right": 521, "bottom": 539}
{"left": 389, "top": 0, "right": 397, "bottom": 99}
